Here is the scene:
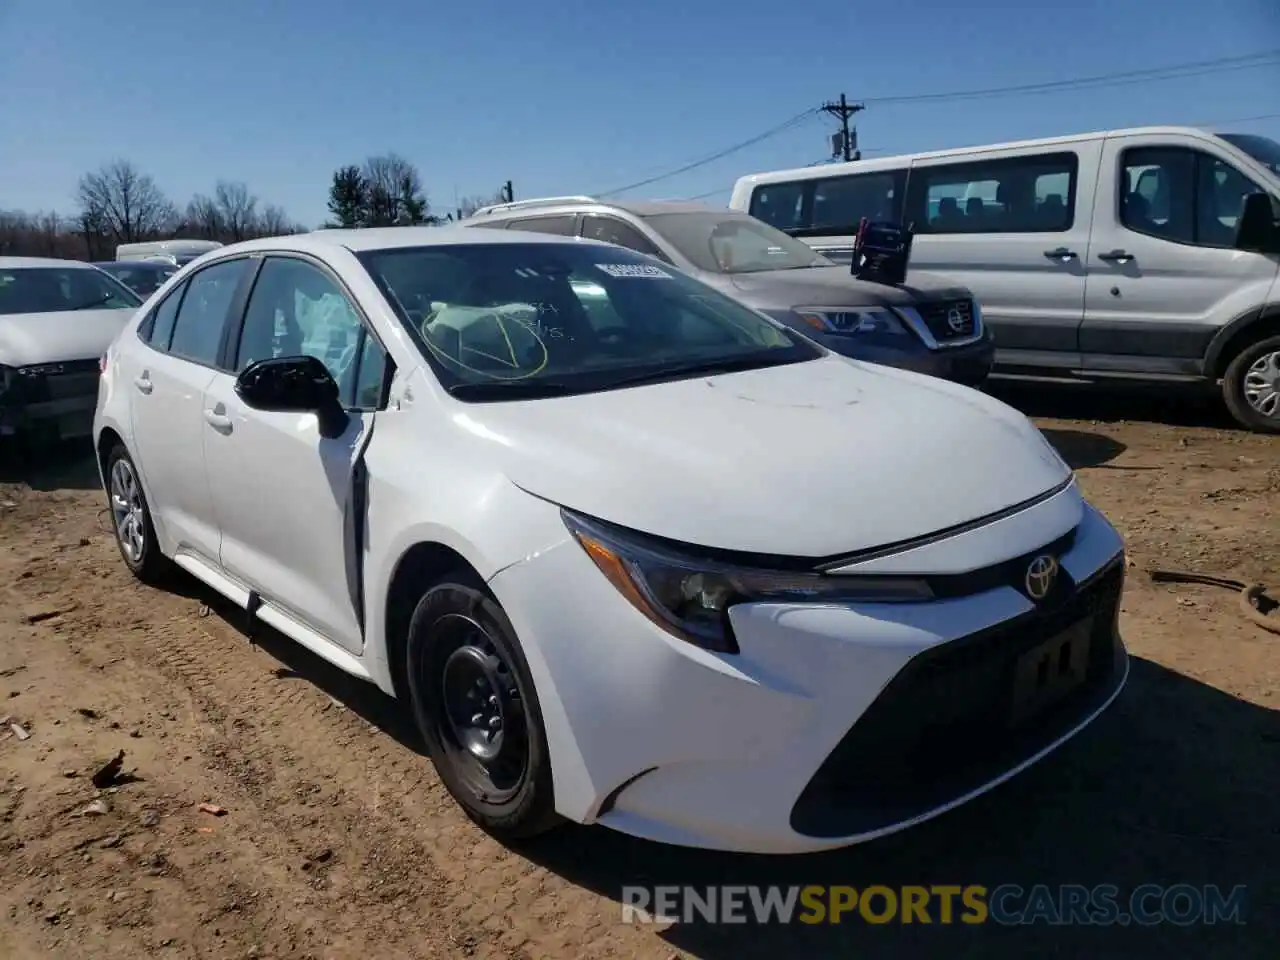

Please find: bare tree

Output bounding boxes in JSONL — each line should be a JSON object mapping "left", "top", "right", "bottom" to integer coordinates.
{"left": 76, "top": 160, "right": 176, "bottom": 243}
{"left": 214, "top": 181, "right": 259, "bottom": 241}
{"left": 185, "top": 193, "right": 223, "bottom": 239}
{"left": 458, "top": 189, "right": 509, "bottom": 219}
{"left": 258, "top": 204, "right": 291, "bottom": 236}
{"left": 362, "top": 153, "right": 428, "bottom": 226}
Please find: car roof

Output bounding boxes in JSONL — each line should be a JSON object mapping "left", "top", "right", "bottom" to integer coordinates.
{"left": 0, "top": 256, "right": 99, "bottom": 270}
{"left": 201, "top": 225, "right": 624, "bottom": 259}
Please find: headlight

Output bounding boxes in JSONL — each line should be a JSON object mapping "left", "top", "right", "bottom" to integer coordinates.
{"left": 793, "top": 306, "right": 909, "bottom": 336}
{"left": 562, "top": 510, "right": 933, "bottom": 653}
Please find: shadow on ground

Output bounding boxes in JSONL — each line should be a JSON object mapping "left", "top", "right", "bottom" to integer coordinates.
{"left": 1038, "top": 428, "right": 1127, "bottom": 469}
{"left": 988, "top": 379, "right": 1240, "bottom": 431}
{"left": 0, "top": 436, "right": 100, "bottom": 491}
{"left": 173, "top": 569, "right": 1277, "bottom": 959}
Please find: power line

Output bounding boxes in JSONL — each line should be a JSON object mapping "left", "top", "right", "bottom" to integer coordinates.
{"left": 595, "top": 109, "right": 818, "bottom": 197}
{"left": 598, "top": 52, "right": 1279, "bottom": 199}
{"left": 861, "top": 50, "right": 1280, "bottom": 106}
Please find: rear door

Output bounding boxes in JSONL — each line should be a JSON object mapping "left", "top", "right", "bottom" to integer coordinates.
{"left": 904, "top": 144, "right": 1101, "bottom": 371}
{"left": 125, "top": 257, "right": 255, "bottom": 564}
{"left": 1081, "top": 132, "right": 1280, "bottom": 376}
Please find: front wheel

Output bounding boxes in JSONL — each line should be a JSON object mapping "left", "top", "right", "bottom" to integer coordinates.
{"left": 1222, "top": 333, "right": 1280, "bottom": 434}
{"left": 405, "top": 575, "right": 560, "bottom": 841}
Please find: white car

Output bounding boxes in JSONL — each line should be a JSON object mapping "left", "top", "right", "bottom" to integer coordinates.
{"left": 1, "top": 256, "right": 143, "bottom": 442}
{"left": 93, "top": 226, "right": 1129, "bottom": 854}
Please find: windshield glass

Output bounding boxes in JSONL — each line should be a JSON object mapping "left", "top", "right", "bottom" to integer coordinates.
{"left": 0, "top": 266, "right": 143, "bottom": 315}
{"left": 358, "top": 242, "right": 820, "bottom": 399}
{"left": 642, "top": 212, "right": 832, "bottom": 274}
{"left": 96, "top": 262, "right": 177, "bottom": 297}
{"left": 1218, "top": 133, "right": 1280, "bottom": 176}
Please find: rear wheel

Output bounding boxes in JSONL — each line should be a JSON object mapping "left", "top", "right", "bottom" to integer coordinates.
{"left": 105, "top": 443, "right": 172, "bottom": 584}
{"left": 1222, "top": 333, "right": 1280, "bottom": 434}
{"left": 404, "top": 574, "right": 560, "bottom": 841}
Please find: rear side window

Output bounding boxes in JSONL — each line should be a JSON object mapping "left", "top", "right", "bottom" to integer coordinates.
{"left": 505, "top": 215, "right": 577, "bottom": 236}
{"left": 748, "top": 170, "right": 907, "bottom": 236}
{"left": 167, "top": 258, "right": 252, "bottom": 366}
{"left": 581, "top": 215, "right": 668, "bottom": 260}
{"left": 906, "top": 152, "right": 1078, "bottom": 234}
{"left": 144, "top": 283, "right": 186, "bottom": 348}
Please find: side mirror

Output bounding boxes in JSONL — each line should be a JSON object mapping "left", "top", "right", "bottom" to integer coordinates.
{"left": 1235, "top": 193, "right": 1280, "bottom": 254}
{"left": 234, "top": 355, "right": 349, "bottom": 438}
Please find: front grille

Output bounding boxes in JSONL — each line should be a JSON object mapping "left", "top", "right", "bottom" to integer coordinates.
{"left": 790, "top": 558, "right": 1126, "bottom": 838}
{"left": 12, "top": 360, "right": 100, "bottom": 404}
{"left": 916, "top": 298, "right": 976, "bottom": 341}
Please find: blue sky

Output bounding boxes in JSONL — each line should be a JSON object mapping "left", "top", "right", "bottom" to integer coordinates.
{"left": 1, "top": 0, "right": 1277, "bottom": 227}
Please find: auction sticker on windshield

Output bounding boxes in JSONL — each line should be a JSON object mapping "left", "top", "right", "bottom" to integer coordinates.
{"left": 595, "top": 264, "right": 672, "bottom": 279}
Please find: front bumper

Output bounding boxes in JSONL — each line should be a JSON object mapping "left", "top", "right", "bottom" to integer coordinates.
{"left": 0, "top": 360, "right": 101, "bottom": 438}
{"left": 489, "top": 493, "right": 1126, "bottom": 854}
{"left": 824, "top": 326, "right": 995, "bottom": 387}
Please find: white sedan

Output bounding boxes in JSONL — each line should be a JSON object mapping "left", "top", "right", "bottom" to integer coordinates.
{"left": 1, "top": 256, "right": 143, "bottom": 442}
{"left": 93, "top": 225, "right": 1128, "bottom": 854}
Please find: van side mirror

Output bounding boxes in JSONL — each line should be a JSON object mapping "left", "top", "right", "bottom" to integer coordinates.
{"left": 1235, "top": 193, "right": 1280, "bottom": 254}
{"left": 234, "top": 355, "right": 349, "bottom": 438}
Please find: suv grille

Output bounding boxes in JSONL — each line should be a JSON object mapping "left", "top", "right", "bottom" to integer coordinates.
{"left": 916, "top": 298, "right": 976, "bottom": 341}
{"left": 790, "top": 558, "right": 1125, "bottom": 838}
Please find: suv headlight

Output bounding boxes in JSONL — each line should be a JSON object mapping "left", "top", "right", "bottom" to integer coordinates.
{"left": 793, "top": 306, "right": 910, "bottom": 337}
{"left": 563, "top": 509, "right": 932, "bottom": 653}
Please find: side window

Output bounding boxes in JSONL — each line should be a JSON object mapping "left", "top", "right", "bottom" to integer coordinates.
{"left": 236, "top": 257, "right": 385, "bottom": 409}
{"left": 908, "top": 152, "right": 1078, "bottom": 234}
{"left": 168, "top": 259, "right": 251, "bottom": 365}
{"left": 143, "top": 282, "right": 186, "bottom": 349}
{"left": 581, "top": 216, "right": 666, "bottom": 259}
{"left": 1117, "top": 147, "right": 1255, "bottom": 248}
{"left": 749, "top": 183, "right": 804, "bottom": 230}
{"left": 810, "top": 171, "right": 905, "bottom": 232}
{"left": 506, "top": 215, "right": 576, "bottom": 236}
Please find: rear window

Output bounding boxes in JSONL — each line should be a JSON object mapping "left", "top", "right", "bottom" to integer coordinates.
{"left": 0, "top": 267, "right": 142, "bottom": 315}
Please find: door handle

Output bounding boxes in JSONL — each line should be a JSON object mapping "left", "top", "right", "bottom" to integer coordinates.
{"left": 203, "top": 409, "right": 233, "bottom": 432}
{"left": 1098, "top": 249, "right": 1135, "bottom": 264}
{"left": 1043, "top": 247, "right": 1078, "bottom": 261}
{"left": 133, "top": 375, "right": 153, "bottom": 395}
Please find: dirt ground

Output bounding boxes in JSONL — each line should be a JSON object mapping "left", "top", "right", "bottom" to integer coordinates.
{"left": 0, "top": 381, "right": 1277, "bottom": 960}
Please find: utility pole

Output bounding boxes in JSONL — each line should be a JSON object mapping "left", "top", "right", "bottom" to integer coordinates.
{"left": 821, "top": 94, "right": 864, "bottom": 162}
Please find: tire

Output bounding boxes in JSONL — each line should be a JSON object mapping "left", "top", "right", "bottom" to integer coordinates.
{"left": 104, "top": 443, "right": 172, "bottom": 585}
{"left": 1222, "top": 333, "right": 1280, "bottom": 434}
{"left": 404, "top": 573, "right": 560, "bottom": 841}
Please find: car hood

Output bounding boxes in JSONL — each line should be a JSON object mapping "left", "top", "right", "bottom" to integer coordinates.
{"left": 728, "top": 266, "right": 971, "bottom": 310}
{"left": 456, "top": 355, "right": 1070, "bottom": 558}
{"left": 0, "top": 308, "right": 137, "bottom": 367}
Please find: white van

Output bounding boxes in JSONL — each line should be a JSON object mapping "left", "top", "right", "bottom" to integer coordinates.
{"left": 116, "top": 239, "right": 223, "bottom": 267}
{"left": 729, "top": 127, "right": 1280, "bottom": 432}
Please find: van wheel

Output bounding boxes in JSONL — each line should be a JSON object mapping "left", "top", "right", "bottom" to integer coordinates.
{"left": 404, "top": 573, "right": 560, "bottom": 841}
{"left": 104, "top": 443, "right": 172, "bottom": 584}
{"left": 1222, "top": 333, "right": 1280, "bottom": 434}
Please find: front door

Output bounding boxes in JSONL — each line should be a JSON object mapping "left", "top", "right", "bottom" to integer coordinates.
{"left": 1081, "top": 134, "right": 1280, "bottom": 374}
{"left": 201, "top": 255, "right": 390, "bottom": 655}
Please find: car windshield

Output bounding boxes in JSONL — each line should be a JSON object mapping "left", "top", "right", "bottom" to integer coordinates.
{"left": 1218, "top": 132, "right": 1280, "bottom": 176}
{"left": 97, "top": 262, "right": 177, "bottom": 297}
{"left": 358, "top": 242, "right": 821, "bottom": 400}
{"left": 642, "top": 211, "right": 832, "bottom": 274}
{"left": 0, "top": 266, "right": 143, "bottom": 315}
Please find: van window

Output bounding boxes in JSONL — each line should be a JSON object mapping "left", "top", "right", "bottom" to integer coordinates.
{"left": 1120, "top": 147, "right": 1262, "bottom": 249}
{"left": 748, "top": 169, "right": 907, "bottom": 236}
{"left": 907, "top": 152, "right": 1078, "bottom": 234}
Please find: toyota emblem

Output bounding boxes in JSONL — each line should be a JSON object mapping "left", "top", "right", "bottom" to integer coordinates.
{"left": 946, "top": 306, "right": 967, "bottom": 332}
{"left": 1025, "top": 555, "right": 1059, "bottom": 600}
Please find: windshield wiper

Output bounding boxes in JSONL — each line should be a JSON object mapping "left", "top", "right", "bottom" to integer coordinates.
{"left": 446, "top": 380, "right": 585, "bottom": 401}
{"left": 604, "top": 354, "right": 796, "bottom": 390}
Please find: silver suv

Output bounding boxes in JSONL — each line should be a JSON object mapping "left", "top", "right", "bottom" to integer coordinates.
{"left": 462, "top": 196, "right": 995, "bottom": 386}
